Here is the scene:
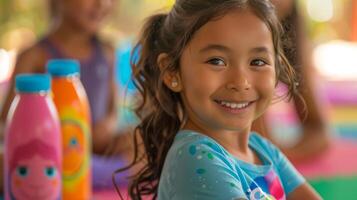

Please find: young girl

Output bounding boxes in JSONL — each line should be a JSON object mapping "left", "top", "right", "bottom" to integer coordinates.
{"left": 121, "top": 0, "right": 322, "bottom": 199}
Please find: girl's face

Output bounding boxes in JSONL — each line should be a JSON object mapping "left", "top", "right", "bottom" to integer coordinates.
{"left": 61, "top": 0, "right": 114, "bottom": 33}
{"left": 175, "top": 9, "right": 276, "bottom": 135}
{"left": 11, "top": 155, "right": 60, "bottom": 200}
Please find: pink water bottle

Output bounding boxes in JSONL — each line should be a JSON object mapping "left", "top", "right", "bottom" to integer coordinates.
{"left": 4, "top": 74, "right": 62, "bottom": 200}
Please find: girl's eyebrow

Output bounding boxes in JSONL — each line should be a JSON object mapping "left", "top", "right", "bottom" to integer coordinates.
{"left": 199, "top": 44, "right": 231, "bottom": 54}
{"left": 250, "top": 46, "right": 273, "bottom": 56}
{"left": 199, "top": 44, "right": 273, "bottom": 56}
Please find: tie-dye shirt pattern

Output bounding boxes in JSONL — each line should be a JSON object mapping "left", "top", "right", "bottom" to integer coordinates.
{"left": 157, "top": 130, "right": 305, "bottom": 200}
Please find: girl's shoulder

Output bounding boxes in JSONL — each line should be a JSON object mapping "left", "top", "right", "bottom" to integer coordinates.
{"left": 159, "top": 130, "right": 247, "bottom": 200}
{"left": 168, "top": 130, "right": 234, "bottom": 167}
{"left": 163, "top": 130, "right": 238, "bottom": 180}
{"left": 171, "top": 130, "right": 277, "bottom": 162}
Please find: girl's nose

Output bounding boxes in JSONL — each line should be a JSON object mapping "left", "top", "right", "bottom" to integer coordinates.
{"left": 226, "top": 79, "right": 251, "bottom": 91}
{"left": 225, "top": 70, "right": 251, "bottom": 92}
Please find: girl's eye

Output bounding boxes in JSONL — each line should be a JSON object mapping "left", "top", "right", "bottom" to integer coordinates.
{"left": 251, "top": 59, "right": 267, "bottom": 66}
{"left": 206, "top": 58, "right": 226, "bottom": 66}
{"left": 16, "top": 166, "right": 28, "bottom": 177}
{"left": 44, "top": 166, "right": 57, "bottom": 178}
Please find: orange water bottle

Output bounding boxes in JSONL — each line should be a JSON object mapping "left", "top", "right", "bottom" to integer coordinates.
{"left": 47, "top": 59, "right": 92, "bottom": 200}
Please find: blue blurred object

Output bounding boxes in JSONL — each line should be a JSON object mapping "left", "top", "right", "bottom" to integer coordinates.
{"left": 47, "top": 59, "right": 80, "bottom": 77}
{"left": 116, "top": 40, "right": 137, "bottom": 93}
{"left": 15, "top": 74, "right": 51, "bottom": 93}
{"left": 115, "top": 39, "right": 139, "bottom": 128}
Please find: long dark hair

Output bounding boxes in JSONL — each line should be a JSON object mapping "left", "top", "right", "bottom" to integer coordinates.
{"left": 280, "top": 1, "right": 300, "bottom": 71}
{"left": 280, "top": 1, "right": 309, "bottom": 118}
{"left": 114, "top": 0, "right": 301, "bottom": 199}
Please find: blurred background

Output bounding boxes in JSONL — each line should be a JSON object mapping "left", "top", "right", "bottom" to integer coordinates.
{"left": 0, "top": 0, "right": 356, "bottom": 199}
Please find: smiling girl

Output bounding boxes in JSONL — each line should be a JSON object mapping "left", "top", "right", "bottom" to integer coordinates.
{"left": 117, "top": 0, "right": 322, "bottom": 199}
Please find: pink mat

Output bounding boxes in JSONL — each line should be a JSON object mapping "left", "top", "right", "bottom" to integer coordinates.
{"left": 93, "top": 189, "right": 121, "bottom": 200}
{"left": 93, "top": 187, "right": 151, "bottom": 200}
{"left": 293, "top": 139, "right": 357, "bottom": 179}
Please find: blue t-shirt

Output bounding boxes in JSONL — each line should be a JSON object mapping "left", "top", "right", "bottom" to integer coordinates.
{"left": 157, "top": 130, "right": 305, "bottom": 200}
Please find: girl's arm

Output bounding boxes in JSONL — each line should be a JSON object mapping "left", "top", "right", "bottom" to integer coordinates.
{"left": 287, "top": 183, "right": 322, "bottom": 200}
{"left": 250, "top": 134, "right": 322, "bottom": 199}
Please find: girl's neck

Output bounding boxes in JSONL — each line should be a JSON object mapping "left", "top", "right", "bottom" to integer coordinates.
{"left": 183, "top": 120, "right": 253, "bottom": 158}
{"left": 48, "top": 21, "right": 96, "bottom": 60}
{"left": 51, "top": 22, "right": 94, "bottom": 46}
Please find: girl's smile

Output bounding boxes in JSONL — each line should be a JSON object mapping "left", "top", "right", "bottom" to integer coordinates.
{"left": 214, "top": 99, "right": 255, "bottom": 114}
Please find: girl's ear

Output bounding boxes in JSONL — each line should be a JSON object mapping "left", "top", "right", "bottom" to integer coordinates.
{"left": 157, "top": 53, "right": 182, "bottom": 92}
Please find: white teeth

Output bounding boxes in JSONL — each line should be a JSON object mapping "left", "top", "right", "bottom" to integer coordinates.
{"left": 218, "top": 100, "right": 249, "bottom": 109}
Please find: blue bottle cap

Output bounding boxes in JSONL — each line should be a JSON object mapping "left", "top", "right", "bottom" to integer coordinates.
{"left": 47, "top": 59, "right": 80, "bottom": 77}
{"left": 15, "top": 74, "right": 51, "bottom": 93}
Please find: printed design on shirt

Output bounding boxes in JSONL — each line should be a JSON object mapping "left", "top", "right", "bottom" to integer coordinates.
{"left": 184, "top": 142, "right": 285, "bottom": 200}
{"left": 188, "top": 143, "right": 215, "bottom": 161}
{"left": 186, "top": 143, "right": 244, "bottom": 193}
{"left": 249, "top": 187, "right": 275, "bottom": 200}
{"left": 187, "top": 143, "right": 220, "bottom": 189}
{"left": 249, "top": 170, "right": 285, "bottom": 200}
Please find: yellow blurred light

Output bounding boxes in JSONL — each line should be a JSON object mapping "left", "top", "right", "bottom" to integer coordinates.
{"left": 314, "top": 40, "right": 357, "bottom": 81}
{"left": 145, "top": 0, "right": 174, "bottom": 9}
{"left": 163, "top": 0, "right": 174, "bottom": 8}
{"left": 307, "top": 0, "right": 334, "bottom": 22}
{"left": 3, "top": 28, "right": 36, "bottom": 51}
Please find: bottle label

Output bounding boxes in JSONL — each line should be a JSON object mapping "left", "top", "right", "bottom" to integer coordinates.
{"left": 8, "top": 139, "right": 61, "bottom": 200}
{"left": 60, "top": 114, "right": 91, "bottom": 198}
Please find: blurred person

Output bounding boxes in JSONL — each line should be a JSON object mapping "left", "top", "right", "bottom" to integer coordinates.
{"left": 252, "top": 0, "right": 331, "bottom": 161}
{"left": 0, "top": 0, "right": 136, "bottom": 191}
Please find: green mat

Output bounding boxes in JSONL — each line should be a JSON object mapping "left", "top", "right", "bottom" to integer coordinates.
{"left": 309, "top": 175, "right": 357, "bottom": 200}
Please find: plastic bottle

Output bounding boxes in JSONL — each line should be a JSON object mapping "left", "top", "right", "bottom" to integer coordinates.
{"left": 4, "top": 74, "right": 62, "bottom": 200}
{"left": 47, "top": 59, "right": 92, "bottom": 200}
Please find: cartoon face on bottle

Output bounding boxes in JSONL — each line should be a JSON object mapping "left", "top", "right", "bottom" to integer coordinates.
{"left": 61, "top": 119, "right": 87, "bottom": 177}
{"left": 9, "top": 140, "right": 61, "bottom": 200}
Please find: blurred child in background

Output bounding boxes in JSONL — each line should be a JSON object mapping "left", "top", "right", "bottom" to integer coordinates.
{"left": 252, "top": 0, "right": 331, "bottom": 161}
